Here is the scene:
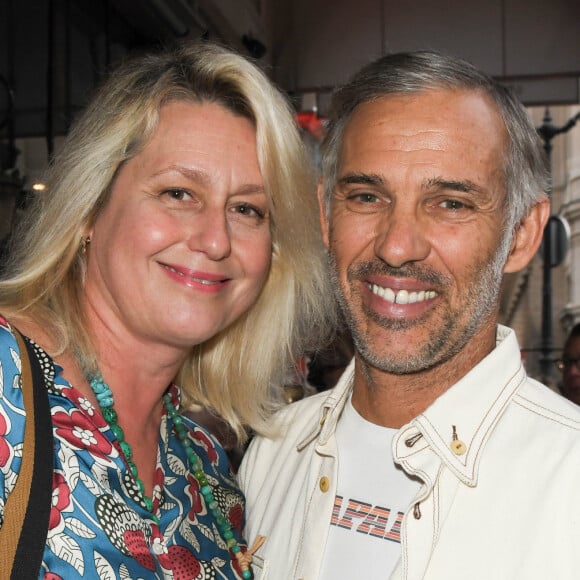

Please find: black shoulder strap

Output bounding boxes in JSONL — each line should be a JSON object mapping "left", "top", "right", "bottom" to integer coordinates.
{"left": 11, "top": 335, "right": 53, "bottom": 579}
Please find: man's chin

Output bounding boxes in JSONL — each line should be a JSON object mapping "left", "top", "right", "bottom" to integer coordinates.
{"left": 356, "top": 346, "right": 437, "bottom": 375}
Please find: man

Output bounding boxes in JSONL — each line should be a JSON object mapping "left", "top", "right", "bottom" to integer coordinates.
{"left": 239, "top": 51, "right": 580, "bottom": 580}
{"left": 557, "top": 323, "right": 580, "bottom": 405}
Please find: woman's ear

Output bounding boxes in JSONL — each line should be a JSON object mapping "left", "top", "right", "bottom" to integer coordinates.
{"left": 504, "top": 197, "right": 550, "bottom": 274}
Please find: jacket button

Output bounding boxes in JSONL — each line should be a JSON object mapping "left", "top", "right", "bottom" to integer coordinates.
{"left": 451, "top": 440, "right": 467, "bottom": 455}
{"left": 319, "top": 476, "right": 330, "bottom": 492}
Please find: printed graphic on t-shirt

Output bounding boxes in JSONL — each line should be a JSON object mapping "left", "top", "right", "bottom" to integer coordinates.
{"left": 330, "top": 494, "right": 404, "bottom": 542}
{"left": 318, "top": 395, "right": 420, "bottom": 579}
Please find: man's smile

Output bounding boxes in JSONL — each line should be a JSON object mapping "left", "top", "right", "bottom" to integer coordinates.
{"left": 367, "top": 283, "right": 438, "bottom": 304}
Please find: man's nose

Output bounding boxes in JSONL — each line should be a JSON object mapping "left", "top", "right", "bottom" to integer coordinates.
{"left": 373, "top": 207, "right": 430, "bottom": 268}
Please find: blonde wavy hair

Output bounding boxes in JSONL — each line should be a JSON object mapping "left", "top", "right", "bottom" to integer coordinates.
{"left": 0, "top": 41, "right": 335, "bottom": 442}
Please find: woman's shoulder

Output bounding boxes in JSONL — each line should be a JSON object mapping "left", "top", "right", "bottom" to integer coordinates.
{"left": 0, "top": 313, "right": 16, "bottom": 337}
{"left": 0, "top": 314, "right": 21, "bottom": 376}
{"left": 166, "top": 389, "right": 235, "bottom": 477}
{"left": 181, "top": 413, "right": 232, "bottom": 469}
{"left": 0, "top": 314, "right": 41, "bottom": 364}
{"left": 0, "top": 315, "right": 28, "bottom": 503}
{"left": 0, "top": 313, "right": 60, "bottom": 434}
{"left": 178, "top": 411, "right": 240, "bottom": 485}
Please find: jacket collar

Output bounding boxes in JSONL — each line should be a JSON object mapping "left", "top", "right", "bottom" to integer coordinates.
{"left": 296, "top": 359, "right": 355, "bottom": 451}
{"left": 298, "top": 325, "right": 526, "bottom": 486}
{"left": 395, "top": 325, "right": 525, "bottom": 486}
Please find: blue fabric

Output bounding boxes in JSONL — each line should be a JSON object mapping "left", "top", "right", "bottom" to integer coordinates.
{"left": 0, "top": 317, "right": 246, "bottom": 579}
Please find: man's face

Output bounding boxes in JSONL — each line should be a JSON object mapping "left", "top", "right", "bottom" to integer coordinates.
{"left": 322, "top": 89, "right": 511, "bottom": 376}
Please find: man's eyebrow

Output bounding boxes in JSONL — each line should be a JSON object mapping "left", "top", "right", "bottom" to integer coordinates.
{"left": 335, "top": 174, "right": 488, "bottom": 199}
{"left": 336, "top": 173, "right": 385, "bottom": 188}
{"left": 424, "top": 177, "right": 486, "bottom": 195}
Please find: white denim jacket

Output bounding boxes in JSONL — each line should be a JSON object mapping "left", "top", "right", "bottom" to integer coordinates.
{"left": 239, "top": 326, "right": 580, "bottom": 580}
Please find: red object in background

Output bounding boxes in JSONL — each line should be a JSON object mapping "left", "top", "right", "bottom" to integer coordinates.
{"left": 297, "top": 111, "right": 325, "bottom": 140}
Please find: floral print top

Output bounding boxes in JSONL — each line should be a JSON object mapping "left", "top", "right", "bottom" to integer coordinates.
{"left": 0, "top": 318, "right": 247, "bottom": 579}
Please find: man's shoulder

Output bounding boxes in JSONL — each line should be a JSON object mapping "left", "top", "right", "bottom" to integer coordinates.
{"left": 250, "top": 387, "right": 335, "bottom": 451}
{"left": 513, "top": 376, "right": 580, "bottom": 432}
{"left": 239, "top": 387, "right": 339, "bottom": 487}
{"left": 271, "top": 388, "right": 331, "bottom": 425}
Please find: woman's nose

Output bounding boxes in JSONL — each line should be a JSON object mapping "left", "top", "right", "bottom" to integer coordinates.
{"left": 187, "top": 207, "right": 232, "bottom": 260}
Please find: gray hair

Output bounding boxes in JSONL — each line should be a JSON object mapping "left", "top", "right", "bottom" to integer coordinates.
{"left": 321, "top": 50, "right": 548, "bottom": 236}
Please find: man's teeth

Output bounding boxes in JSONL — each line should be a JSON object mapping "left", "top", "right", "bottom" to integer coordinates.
{"left": 370, "top": 284, "right": 437, "bottom": 304}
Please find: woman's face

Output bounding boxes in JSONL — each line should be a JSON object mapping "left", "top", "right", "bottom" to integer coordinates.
{"left": 84, "top": 100, "right": 272, "bottom": 351}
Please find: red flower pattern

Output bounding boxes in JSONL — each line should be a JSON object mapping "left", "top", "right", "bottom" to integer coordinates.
{"left": 185, "top": 473, "right": 203, "bottom": 519}
{"left": 229, "top": 503, "right": 243, "bottom": 532}
{"left": 52, "top": 408, "right": 113, "bottom": 459}
{"left": 167, "top": 545, "right": 202, "bottom": 580}
{"left": 0, "top": 411, "right": 11, "bottom": 468}
{"left": 48, "top": 472, "right": 72, "bottom": 533}
{"left": 192, "top": 428, "right": 218, "bottom": 464}
{"left": 124, "top": 529, "right": 157, "bottom": 571}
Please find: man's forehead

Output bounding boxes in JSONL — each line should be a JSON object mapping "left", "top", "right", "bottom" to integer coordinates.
{"left": 337, "top": 89, "right": 508, "bottom": 176}
{"left": 343, "top": 88, "right": 502, "bottom": 131}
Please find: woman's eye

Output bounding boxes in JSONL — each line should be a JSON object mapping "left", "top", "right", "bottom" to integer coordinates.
{"left": 232, "top": 203, "right": 265, "bottom": 219}
{"left": 162, "top": 189, "right": 191, "bottom": 201}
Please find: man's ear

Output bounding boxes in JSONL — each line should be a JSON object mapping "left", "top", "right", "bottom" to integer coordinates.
{"left": 317, "top": 180, "right": 330, "bottom": 249}
{"left": 504, "top": 197, "right": 550, "bottom": 273}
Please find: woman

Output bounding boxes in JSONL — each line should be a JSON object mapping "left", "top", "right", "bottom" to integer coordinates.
{"left": 0, "top": 41, "right": 333, "bottom": 579}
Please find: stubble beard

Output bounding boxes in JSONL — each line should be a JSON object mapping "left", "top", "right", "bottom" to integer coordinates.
{"left": 328, "top": 244, "right": 507, "bottom": 376}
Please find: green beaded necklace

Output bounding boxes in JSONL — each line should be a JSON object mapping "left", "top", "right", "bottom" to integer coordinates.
{"left": 88, "top": 372, "right": 255, "bottom": 579}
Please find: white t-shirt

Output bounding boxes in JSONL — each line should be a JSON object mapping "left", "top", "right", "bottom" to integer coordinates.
{"left": 319, "top": 396, "right": 421, "bottom": 579}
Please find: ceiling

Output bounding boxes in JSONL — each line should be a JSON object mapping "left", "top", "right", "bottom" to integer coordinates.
{"left": 0, "top": 0, "right": 267, "bottom": 146}
{"left": 1, "top": 0, "right": 579, "bottom": 176}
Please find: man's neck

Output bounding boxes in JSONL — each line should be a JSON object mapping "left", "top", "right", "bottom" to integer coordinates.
{"left": 350, "top": 332, "right": 497, "bottom": 428}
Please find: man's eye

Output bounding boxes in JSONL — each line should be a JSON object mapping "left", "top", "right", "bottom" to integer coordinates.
{"left": 440, "top": 199, "right": 468, "bottom": 210}
{"left": 352, "top": 193, "right": 379, "bottom": 203}
{"left": 343, "top": 192, "right": 383, "bottom": 214}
